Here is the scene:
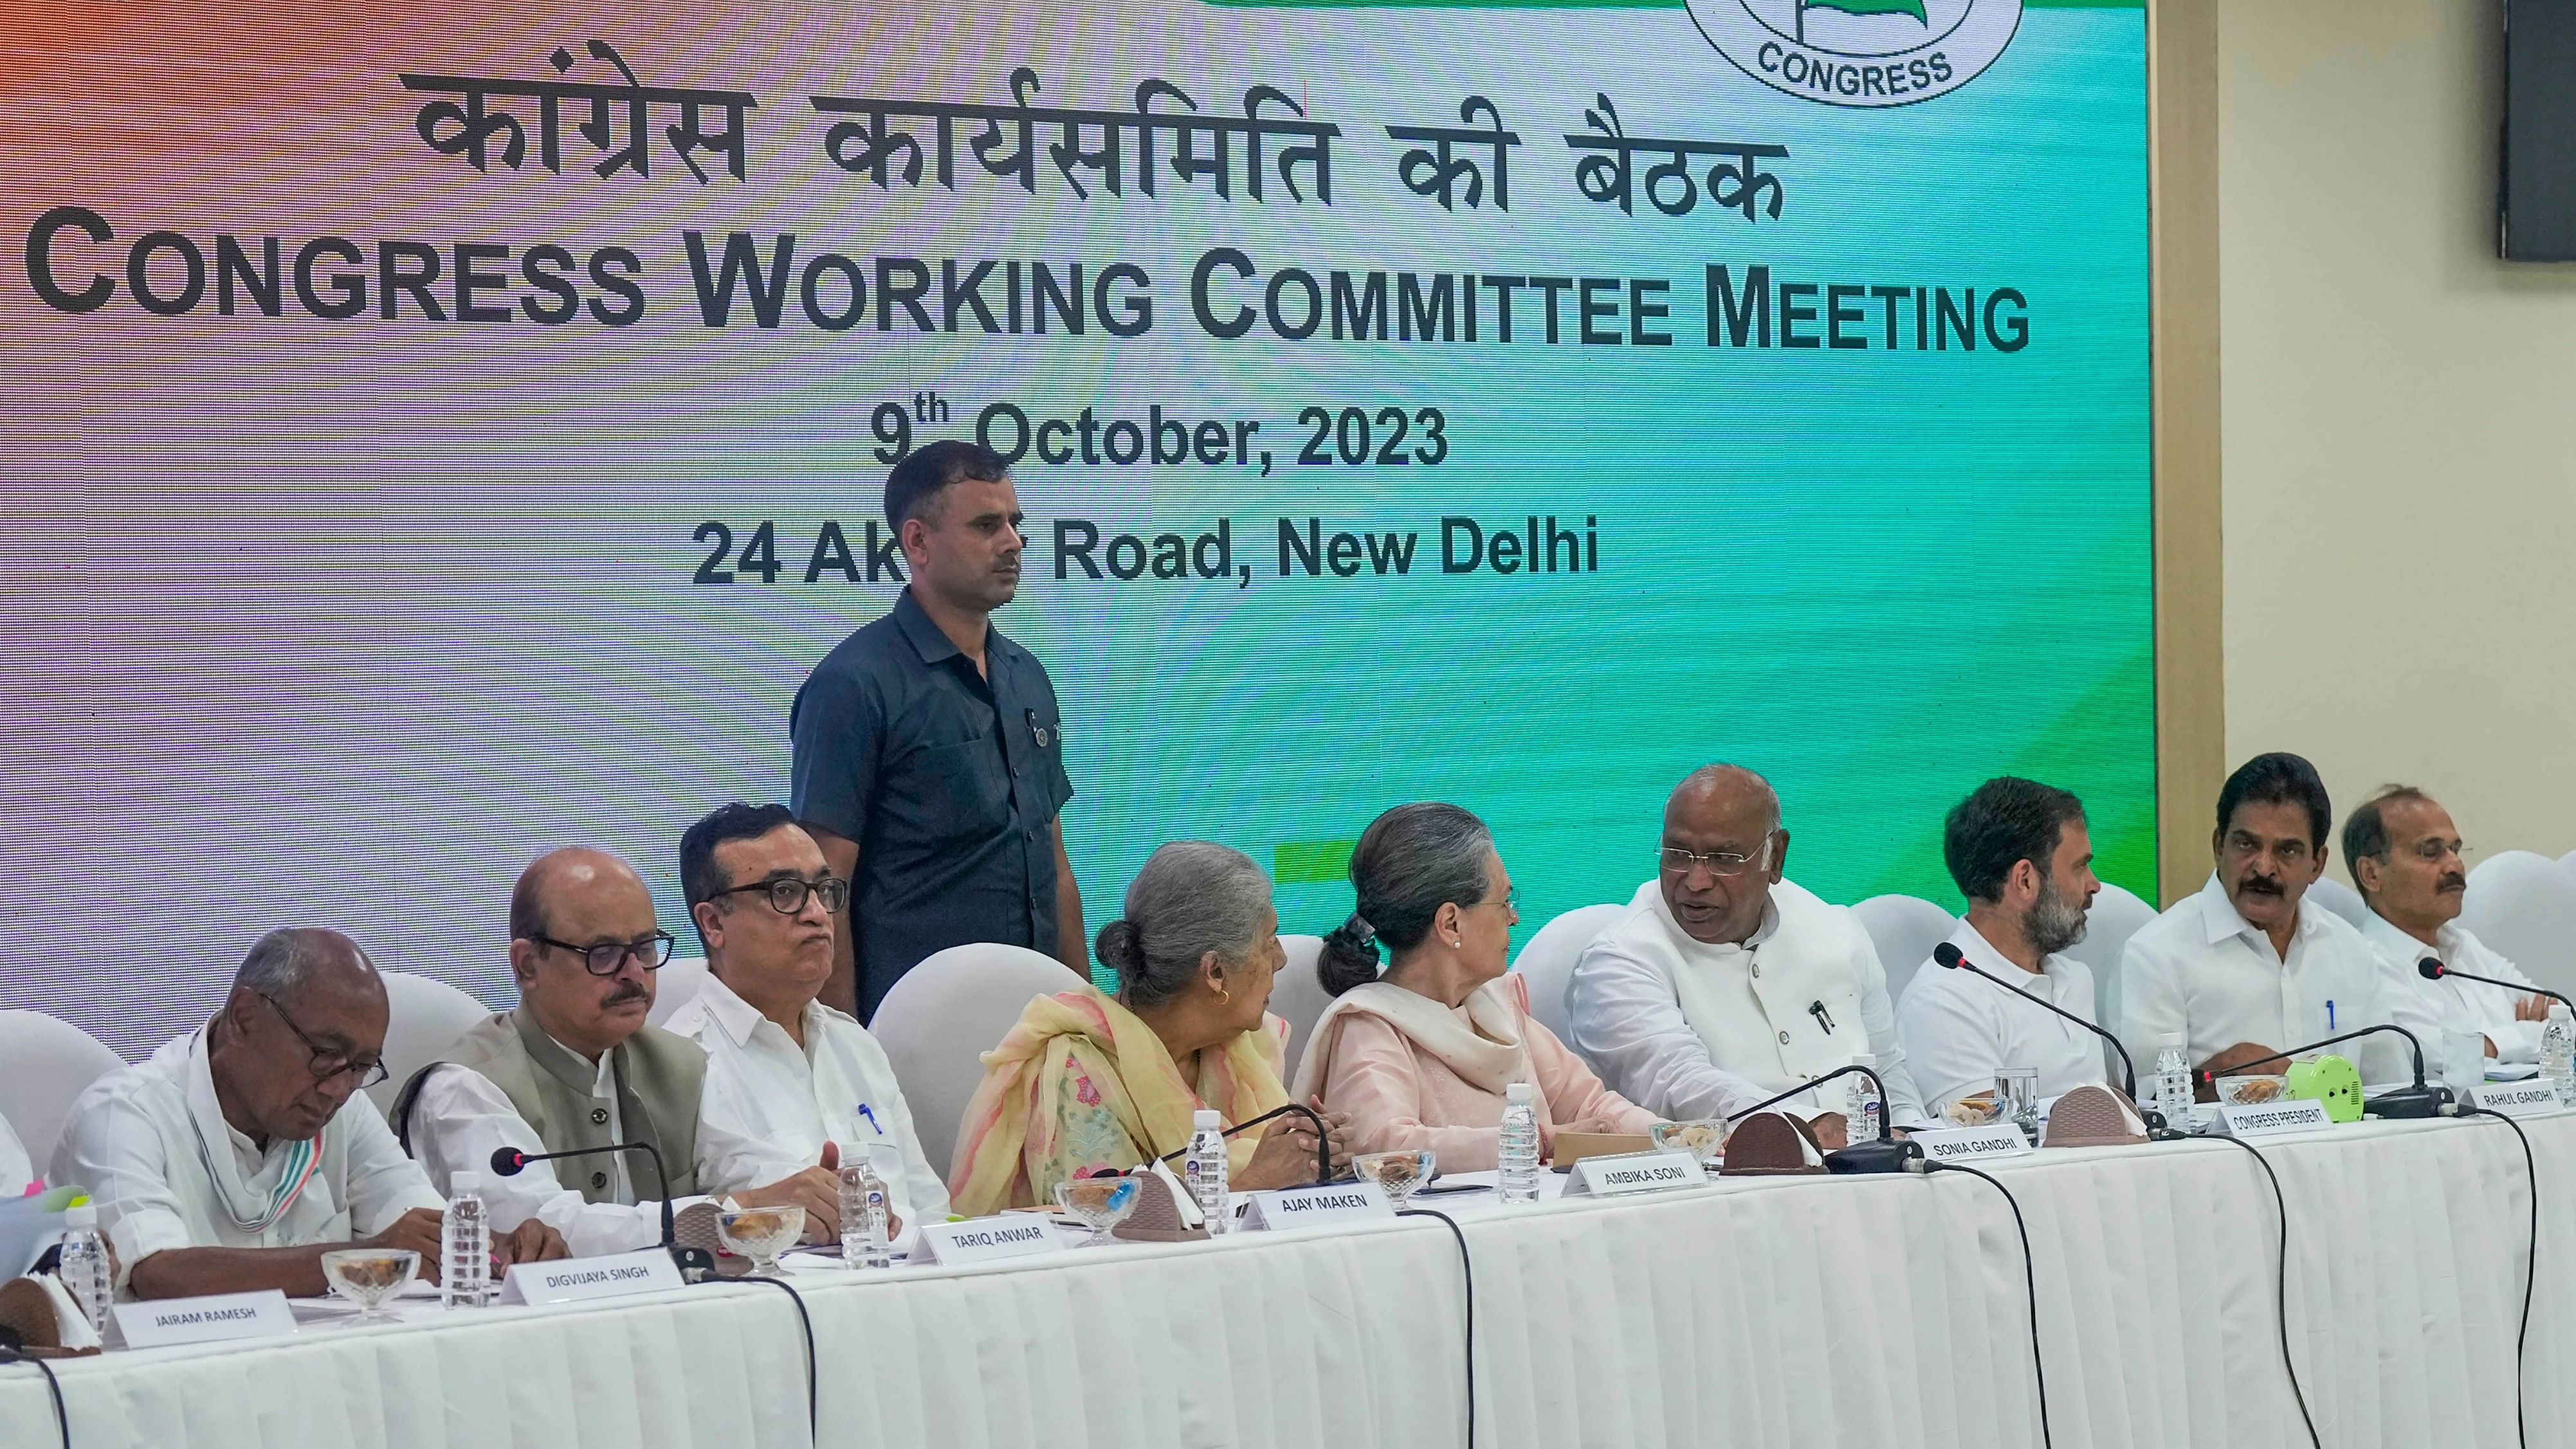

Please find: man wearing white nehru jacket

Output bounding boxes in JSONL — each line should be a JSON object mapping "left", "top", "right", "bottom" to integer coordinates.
{"left": 1567, "top": 764, "right": 1929, "bottom": 1135}
{"left": 2119, "top": 752, "right": 2406, "bottom": 1092}
{"left": 664, "top": 803, "right": 947, "bottom": 1234}
{"left": 2343, "top": 787, "right": 2554, "bottom": 1070}
{"left": 1897, "top": 777, "right": 2110, "bottom": 1119}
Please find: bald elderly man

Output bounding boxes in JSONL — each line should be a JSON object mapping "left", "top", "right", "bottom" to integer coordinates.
{"left": 1567, "top": 765, "right": 1929, "bottom": 1131}
{"left": 53, "top": 929, "right": 565, "bottom": 1300}
{"left": 399, "top": 848, "right": 842, "bottom": 1255}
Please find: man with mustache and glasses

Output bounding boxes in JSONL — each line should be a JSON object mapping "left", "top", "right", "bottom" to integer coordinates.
{"left": 1567, "top": 763, "right": 1930, "bottom": 1138}
{"left": 664, "top": 803, "right": 951, "bottom": 1237}
{"left": 2344, "top": 787, "right": 2553, "bottom": 1073}
{"left": 399, "top": 848, "right": 841, "bottom": 1255}
{"left": 1897, "top": 778, "right": 2113, "bottom": 1118}
{"left": 2120, "top": 752, "right": 2407, "bottom": 1095}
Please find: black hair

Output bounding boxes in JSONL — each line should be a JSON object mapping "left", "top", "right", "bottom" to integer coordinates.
{"left": 2341, "top": 784, "right": 2433, "bottom": 889}
{"left": 679, "top": 801, "right": 801, "bottom": 947}
{"left": 2215, "top": 751, "right": 2333, "bottom": 849}
{"left": 1942, "top": 777, "right": 2087, "bottom": 904}
{"left": 1317, "top": 803, "right": 1495, "bottom": 996}
{"left": 884, "top": 439, "right": 1009, "bottom": 533}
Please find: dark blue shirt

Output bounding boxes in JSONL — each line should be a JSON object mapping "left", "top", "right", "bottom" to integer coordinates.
{"left": 789, "top": 589, "right": 1073, "bottom": 1020}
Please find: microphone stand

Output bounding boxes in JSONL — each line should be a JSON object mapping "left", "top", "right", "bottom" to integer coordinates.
{"left": 1725, "top": 1062, "right": 1923, "bottom": 1174}
{"left": 1933, "top": 943, "right": 2183, "bottom": 1141}
{"left": 2199, "top": 1023, "right": 2450, "bottom": 1120}
{"left": 2418, "top": 955, "right": 2574, "bottom": 1012}
{"left": 491, "top": 1142, "right": 717, "bottom": 1277}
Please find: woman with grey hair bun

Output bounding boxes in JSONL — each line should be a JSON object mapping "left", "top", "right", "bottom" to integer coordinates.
{"left": 951, "top": 842, "right": 1352, "bottom": 1214}
{"left": 1292, "top": 804, "right": 1656, "bottom": 1171}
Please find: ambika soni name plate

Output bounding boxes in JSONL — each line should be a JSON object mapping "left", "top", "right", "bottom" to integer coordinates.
{"left": 1564, "top": 1149, "right": 1705, "bottom": 1198}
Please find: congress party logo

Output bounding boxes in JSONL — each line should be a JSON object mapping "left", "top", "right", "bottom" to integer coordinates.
{"left": 1687, "top": 0, "right": 2023, "bottom": 108}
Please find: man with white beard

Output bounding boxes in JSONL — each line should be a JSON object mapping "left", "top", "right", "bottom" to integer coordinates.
{"left": 1896, "top": 777, "right": 2112, "bottom": 1118}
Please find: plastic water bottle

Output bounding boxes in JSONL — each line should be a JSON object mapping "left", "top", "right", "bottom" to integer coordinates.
{"left": 1185, "top": 1108, "right": 1231, "bottom": 1234}
{"left": 55, "top": 1203, "right": 111, "bottom": 1335}
{"left": 838, "top": 1126, "right": 892, "bottom": 1269}
{"left": 441, "top": 1171, "right": 491, "bottom": 1308}
{"left": 2543, "top": 1003, "right": 2576, "bottom": 1106}
{"left": 1499, "top": 1081, "right": 1542, "bottom": 1203}
{"left": 1845, "top": 1053, "right": 1884, "bottom": 1144}
{"left": 2155, "top": 1032, "right": 2195, "bottom": 1133}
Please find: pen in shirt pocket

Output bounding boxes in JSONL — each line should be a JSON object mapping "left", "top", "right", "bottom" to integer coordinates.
{"left": 857, "top": 1102, "right": 885, "bottom": 1136}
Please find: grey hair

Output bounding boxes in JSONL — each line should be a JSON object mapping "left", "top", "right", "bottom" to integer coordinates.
{"left": 1317, "top": 803, "right": 1495, "bottom": 995}
{"left": 1094, "top": 843, "right": 1273, "bottom": 1009}
{"left": 234, "top": 927, "right": 377, "bottom": 1001}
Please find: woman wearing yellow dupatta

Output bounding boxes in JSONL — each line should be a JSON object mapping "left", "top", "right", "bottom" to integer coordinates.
{"left": 951, "top": 843, "right": 1353, "bottom": 1214}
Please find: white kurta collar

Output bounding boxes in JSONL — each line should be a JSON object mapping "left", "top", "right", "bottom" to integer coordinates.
{"left": 699, "top": 972, "right": 826, "bottom": 1064}
{"left": 2359, "top": 907, "right": 2453, "bottom": 962}
{"left": 2195, "top": 872, "right": 2328, "bottom": 954}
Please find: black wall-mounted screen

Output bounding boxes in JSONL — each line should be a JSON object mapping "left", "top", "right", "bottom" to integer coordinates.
{"left": 2505, "top": 0, "right": 2576, "bottom": 259}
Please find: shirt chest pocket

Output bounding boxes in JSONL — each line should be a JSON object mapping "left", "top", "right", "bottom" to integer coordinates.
{"left": 904, "top": 734, "right": 1012, "bottom": 828}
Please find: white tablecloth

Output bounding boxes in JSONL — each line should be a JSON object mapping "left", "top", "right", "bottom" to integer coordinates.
{"left": 6, "top": 1113, "right": 2570, "bottom": 1449}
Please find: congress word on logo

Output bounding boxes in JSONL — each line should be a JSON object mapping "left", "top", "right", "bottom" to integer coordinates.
{"left": 1688, "top": 0, "right": 2024, "bottom": 109}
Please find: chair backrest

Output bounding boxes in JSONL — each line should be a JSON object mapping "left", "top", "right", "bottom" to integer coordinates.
{"left": 2304, "top": 875, "right": 2370, "bottom": 930}
{"left": 0, "top": 1012, "right": 127, "bottom": 1176}
{"left": 647, "top": 954, "right": 710, "bottom": 1028}
{"left": 369, "top": 973, "right": 498, "bottom": 1115}
{"left": 1510, "top": 903, "right": 1627, "bottom": 1046}
{"left": 2560, "top": 850, "right": 2576, "bottom": 880}
{"left": 1850, "top": 894, "right": 1959, "bottom": 1008}
{"left": 871, "top": 943, "right": 1081, "bottom": 1180}
{"left": 2063, "top": 882, "right": 2159, "bottom": 1037}
{"left": 2463, "top": 850, "right": 2576, "bottom": 1002}
{"left": 1267, "top": 934, "right": 1331, "bottom": 1082}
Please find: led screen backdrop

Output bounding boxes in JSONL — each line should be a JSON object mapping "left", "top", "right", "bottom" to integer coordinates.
{"left": 5, "top": 0, "right": 2150, "bottom": 1055}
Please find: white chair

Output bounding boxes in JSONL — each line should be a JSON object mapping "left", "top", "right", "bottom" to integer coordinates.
{"left": 2463, "top": 850, "right": 2576, "bottom": 1003}
{"left": 2560, "top": 850, "right": 2576, "bottom": 880}
{"left": 369, "top": 973, "right": 498, "bottom": 1115}
{"left": 2304, "top": 875, "right": 2370, "bottom": 930}
{"left": 1510, "top": 903, "right": 1626, "bottom": 1048}
{"left": 1850, "top": 894, "right": 1958, "bottom": 1008}
{"left": 2064, "top": 882, "right": 2158, "bottom": 1047}
{"left": 0, "top": 1012, "right": 127, "bottom": 1176}
{"left": 1267, "top": 934, "right": 1330, "bottom": 1082}
{"left": 871, "top": 943, "right": 1080, "bottom": 1180}
{"left": 647, "top": 954, "right": 709, "bottom": 1028}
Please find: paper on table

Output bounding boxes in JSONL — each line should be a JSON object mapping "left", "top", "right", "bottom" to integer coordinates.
{"left": 2487, "top": 1062, "right": 2541, "bottom": 1081}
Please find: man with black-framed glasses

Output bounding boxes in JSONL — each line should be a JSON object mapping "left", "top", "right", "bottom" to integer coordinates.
{"left": 398, "top": 848, "right": 844, "bottom": 1255}
{"left": 1566, "top": 763, "right": 1930, "bottom": 1135}
{"left": 52, "top": 928, "right": 567, "bottom": 1300}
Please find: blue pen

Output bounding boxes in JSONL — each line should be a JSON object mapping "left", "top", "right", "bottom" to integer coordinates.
{"left": 2326, "top": 1000, "right": 2337, "bottom": 1035}
{"left": 857, "top": 1102, "right": 884, "bottom": 1136}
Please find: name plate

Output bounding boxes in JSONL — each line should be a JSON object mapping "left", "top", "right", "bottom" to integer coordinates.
{"left": 1239, "top": 1181, "right": 1394, "bottom": 1232}
{"left": 114, "top": 1289, "right": 296, "bottom": 1348}
{"left": 914, "top": 1216, "right": 1064, "bottom": 1266}
{"left": 2217, "top": 1097, "right": 2335, "bottom": 1138}
{"left": 498, "top": 1248, "right": 683, "bottom": 1306}
{"left": 1565, "top": 1149, "right": 1704, "bottom": 1199}
{"left": 1913, "top": 1125, "right": 2035, "bottom": 1163}
{"left": 2470, "top": 1079, "right": 2569, "bottom": 1117}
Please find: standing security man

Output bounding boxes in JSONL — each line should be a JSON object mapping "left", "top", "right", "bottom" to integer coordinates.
{"left": 790, "top": 441, "right": 1085, "bottom": 1021}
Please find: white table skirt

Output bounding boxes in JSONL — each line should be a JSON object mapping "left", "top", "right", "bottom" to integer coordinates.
{"left": 6, "top": 1113, "right": 2569, "bottom": 1449}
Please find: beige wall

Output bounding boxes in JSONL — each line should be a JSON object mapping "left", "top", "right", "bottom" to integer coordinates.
{"left": 2213, "top": 0, "right": 2576, "bottom": 874}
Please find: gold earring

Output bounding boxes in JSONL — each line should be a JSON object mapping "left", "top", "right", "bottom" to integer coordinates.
{"left": 1214, "top": 982, "right": 1232, "bottom": 1005}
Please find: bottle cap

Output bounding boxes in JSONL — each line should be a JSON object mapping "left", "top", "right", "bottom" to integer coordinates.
{"left": 1849, "top": 1053, "right": 1877, "bottom": 1068}
{"left": 2552, "top": 1002, "right": 2573, "bottom": 1022}
{"left": 449, "top": 1171, "right": 482, "bottom": 1196}
{"left": 2160, "top": 1032, "right": 2186, "bottom": 1048}
{"left": 64, "top": 1203, "right": 96, "bottom": 1229}
{"left": 1506, "top": 1081, "right": 1535, "bottom": 1104}
{"left": 1192, "top": 1109, "right": 1222, "bottom": 1129}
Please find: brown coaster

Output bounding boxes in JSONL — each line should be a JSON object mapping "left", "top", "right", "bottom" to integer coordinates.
{"left": 1719, "top": 1112, "right": 1828, "bottom": 1176}
{"left": 2041, "top": 1084, "right": 2150, "bottom": 1148}
{"left": 1110, "top": 1172, "right": 1211, "bottom": 1243}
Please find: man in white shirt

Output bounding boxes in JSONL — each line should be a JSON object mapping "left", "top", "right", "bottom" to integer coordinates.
{"left": 2343, "top": 787, "right": 2553, "bottom": 1073}
{"left": 400, "top": 849, "right": 843, "bottom": 1257}
{"left": 1567, "top": 763, "right": 1929, "bottom": 1135}
{"left": 1898, "top": 778, "right": 2111, "bottom": 1118}
{"left": 665, "top": 803, "right": 949, "bottom": 1232}
{"left": 0, "top": 1113, "right": 30, "bottom": 1198}
{"left": 2119, "top": 752, "right": 2407, "bottom": 1090}
{"left": 53, "top": 929, "right": 563, "bottom": 1298}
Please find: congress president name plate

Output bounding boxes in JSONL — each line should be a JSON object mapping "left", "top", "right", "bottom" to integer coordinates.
{"left": 2216, "top": 1097, "right": 2335, "bottom": 1138}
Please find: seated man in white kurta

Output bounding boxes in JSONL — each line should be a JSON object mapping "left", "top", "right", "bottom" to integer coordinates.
{"left": 1567, "top": 764, "right": 1930, "bottom": 1134}
{"left": 1897, "top": 777, "right": 2111, "bottom": 1118}
{"left": 664, "top": 803, "right": 949, "bottom": 1232}
{"left": 2344, "top": 787, "right": 2555, "bottom": 1072}
{"left": 51, "top": 929, "right": 562, "bottom": 1299}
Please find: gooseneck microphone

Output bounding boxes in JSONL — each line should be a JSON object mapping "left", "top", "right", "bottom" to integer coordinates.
{"left": 1151, "top": 1102, "right": 1335, "bottom": 1186}
{"left": 2418, "top": 956, "right": 2574, "bottom": 1013}
{"left": 490, "top": 1142, "right": 717, "bottom": 1275}
{"left": 2198, "top": 1023, "right": 2450, "bottom": 1120}
{"left": 1932, "top": 942, "right": 2181, "bottom": 1140}
{"left": 1725, "top": 1062, "right": 1923, "bottom": 1173}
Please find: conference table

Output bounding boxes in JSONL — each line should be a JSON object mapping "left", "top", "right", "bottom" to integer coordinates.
{"left": 6, "top": 1113, "right": 2570, "bottom": 1449}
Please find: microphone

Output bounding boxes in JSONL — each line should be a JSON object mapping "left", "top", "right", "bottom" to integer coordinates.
{"left": 2418, "top": 956, "right": 2573, "bottom": 1012}
{"left": 490, "top": 1142, "right": 717, "bottom": 1276}
{"left": 1932, "top": 942, "right": 2181, "bottom": 1141}
{"left": 1725, "top": 1062, "right": 1923, "bottom": 1174}
{"left": 2196, "top": 1023, "right": 2450, "bottom": 1120}
{"left": 1151, "top": 1102, "right": 1334, "bottom": 1186}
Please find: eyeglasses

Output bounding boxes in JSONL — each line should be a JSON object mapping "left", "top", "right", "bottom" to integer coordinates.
{"left": 2404, "top": 838, "right": 2470, "bottom": 863}
{"left": 531, "top": 931, "right": 677, "bottom": 976}
{"left": 1658, "top": 838, "right": 1774, "bottom": 879}
{"left": 257, "top": 992, "right": 388, "bottom": 1087}
{"left": 1469, "top": 887, "right": 1519, "bottom": 913}
{"left": 708, "top": 876, "right": 851, "bottom": 916}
